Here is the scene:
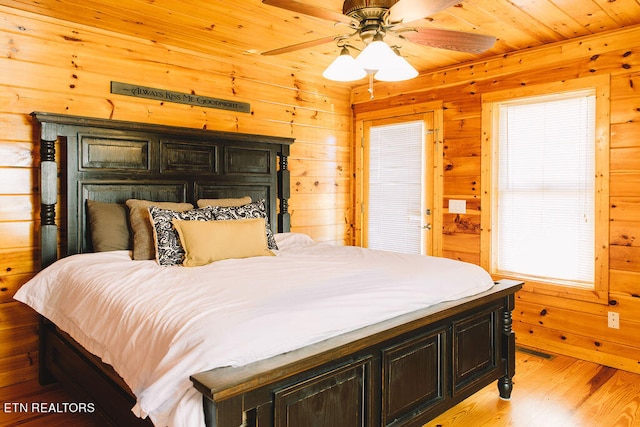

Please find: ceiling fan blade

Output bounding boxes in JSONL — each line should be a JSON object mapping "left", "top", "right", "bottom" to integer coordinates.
{"left": 402, "top": 28, "right": 496, "bottom": 53}
{"left": 261, "top": 36, "right": 337, "bottom": 55}
{"left": 388, "top": 0, "right": 460, "bottom": 23}
{"left": 262, "top": 0, "right": 353, "bottom": 24}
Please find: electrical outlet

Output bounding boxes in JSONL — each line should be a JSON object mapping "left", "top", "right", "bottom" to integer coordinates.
{"left": 608, "top": 311, "right": 620, "bottom": 329}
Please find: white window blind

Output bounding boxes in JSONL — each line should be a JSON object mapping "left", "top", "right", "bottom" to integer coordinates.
{"left": 368, "top": 120, "right": 423, "bottom": 254}
{"left": 496, "top": 92, "right": 595, "bottom": 287}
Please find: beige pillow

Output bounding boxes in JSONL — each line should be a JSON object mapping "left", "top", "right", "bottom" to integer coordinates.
{"left": 125, "top": 199, "right": 193, "bottom": 260}
{"left": 173, "top": 217, "right": 274, "bottom": 267}
{"left": 196, "top": 196, "right": 252, "bottom": 208}
{"left": 86, "top": 200, "right": 131, "bottom": 252}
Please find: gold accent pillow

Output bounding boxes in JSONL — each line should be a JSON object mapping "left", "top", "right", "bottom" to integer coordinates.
{"left": 125, "top": 199, "right": 193, "bottom": 260}
{"left": 173, "top": 217, "right": 274, "bottom": 266}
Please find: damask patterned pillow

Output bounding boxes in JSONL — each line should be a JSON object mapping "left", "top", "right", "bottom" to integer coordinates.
{"left": 148, "top": 205, "right": 215, "bottom": 266}
{"left": 210, "top": 199, "right": 278, "bottom": 250}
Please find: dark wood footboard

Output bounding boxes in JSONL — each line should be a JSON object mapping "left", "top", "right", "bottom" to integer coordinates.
{"left": 191, "top": 280, "right": 522, "bottom": 427}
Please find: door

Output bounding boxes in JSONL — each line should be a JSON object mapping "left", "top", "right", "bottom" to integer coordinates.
{"left": 361, "top": 112, "right": 435, "bottom": 255}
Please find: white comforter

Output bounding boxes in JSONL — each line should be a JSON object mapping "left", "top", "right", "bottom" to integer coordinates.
{"left": 14, "top": 233, "right": 494, "bottom": 427}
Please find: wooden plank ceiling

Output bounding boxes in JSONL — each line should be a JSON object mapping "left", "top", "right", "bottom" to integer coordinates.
{"left": 2, "top": 0, "right": 640, "bottom": 82}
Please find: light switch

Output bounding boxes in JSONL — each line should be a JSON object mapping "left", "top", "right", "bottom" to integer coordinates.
{"left": 449, "top": 199, "right": 466, "bottom": 214}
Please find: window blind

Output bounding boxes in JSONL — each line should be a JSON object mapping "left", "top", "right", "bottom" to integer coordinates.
{"left": 496, "top": 93, "right": 595, "bottom": 286}
{"left": 368, "top": 120, "right": 423, "bottom": 254}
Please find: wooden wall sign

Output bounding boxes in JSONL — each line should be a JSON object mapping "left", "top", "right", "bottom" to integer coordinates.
{"left": 110, "top": 81, "right": 251, "bottom": 113}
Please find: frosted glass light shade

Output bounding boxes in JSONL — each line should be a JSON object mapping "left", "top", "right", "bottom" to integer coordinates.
{"left": 355, "top": 39, "right": 398, "bottom": 73}
{"left": 374, "top": 51, "right": 418, "bottom": 82}
{"left": 322, "top": 47, "right": 367, "bottom": 81}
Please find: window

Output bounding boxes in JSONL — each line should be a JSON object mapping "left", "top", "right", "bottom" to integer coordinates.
{"left": 496, "top": 92, "right": 595, "bottom": 286}
{"left": 481, "top": 76, "right": 609, "bottom": 302}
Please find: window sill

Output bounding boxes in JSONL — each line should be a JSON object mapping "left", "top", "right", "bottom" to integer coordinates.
{"left": 493, "top": 274, "right": 609, "bottom": 305}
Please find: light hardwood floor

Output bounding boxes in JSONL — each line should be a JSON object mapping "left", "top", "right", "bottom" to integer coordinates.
{"left": 1, "top": 347, "right": 639, "bottom": 426}
{"left": 427, "top": 347, "right": 640, "bottom": 427}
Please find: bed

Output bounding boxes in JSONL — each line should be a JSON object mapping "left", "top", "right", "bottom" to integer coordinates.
{"left": 16, "top": 112, "right": 522, "bottom": 427}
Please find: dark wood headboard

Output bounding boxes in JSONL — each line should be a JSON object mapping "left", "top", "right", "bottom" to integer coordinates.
{"left": 33, "top": 112, "right": 294, "bottom": 268}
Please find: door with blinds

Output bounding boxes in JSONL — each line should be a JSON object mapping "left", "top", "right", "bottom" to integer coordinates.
{"left": 362, "top": 113, "right": 435, "bottom": 255}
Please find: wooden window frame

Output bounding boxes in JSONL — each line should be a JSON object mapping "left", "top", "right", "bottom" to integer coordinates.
{"left": 480, "top": 75, "right": 610, "bottom": 304}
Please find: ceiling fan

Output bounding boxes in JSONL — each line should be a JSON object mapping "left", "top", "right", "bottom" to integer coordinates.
{"left": 260, "top": 0, "right": 496, "bottom": 57}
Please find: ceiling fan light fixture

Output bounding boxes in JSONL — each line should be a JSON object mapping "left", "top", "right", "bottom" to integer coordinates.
{"left": 374, "top": 48, "right": 418, "bottom": 82}
{"left": 263, "top": 0, "right": 496, "bottom": 87}
{"left": 322, "top": 46, "right": 367, "bottom": 81}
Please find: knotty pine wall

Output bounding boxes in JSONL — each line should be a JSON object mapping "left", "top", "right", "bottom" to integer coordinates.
{"left": 2, "top": 3, "right": 639, "bottom": 392}
{"left": 0, "top": 6, "right": 353, "bottom": 387}
{"left": 353, "top": 25, "right": 640, "bottom": 374}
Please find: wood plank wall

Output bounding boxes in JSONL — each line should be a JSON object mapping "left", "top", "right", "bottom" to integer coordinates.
{"left": 352, "top": 25, "right": 640, "bottom": 374}
{"left": 2, "top": 2, "right": 638, "bottom": 392}
{"left": 0, "top": 6, "right": 353, "bottom": 388}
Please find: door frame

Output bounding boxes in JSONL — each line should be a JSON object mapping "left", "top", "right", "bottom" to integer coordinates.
{"left": 354, "top": 101, "right": 444, "bottom": 256}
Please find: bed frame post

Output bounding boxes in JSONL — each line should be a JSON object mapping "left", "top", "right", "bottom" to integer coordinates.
{"left": 38, "top": 119, "right": 59, "bottom": 269}
{"left": 278, "top": 145, "right": 291, "bottom": 232}
{"left": 498, "top": 292, "right": 516, "bottom": 399}
{"left": 36, "top": 117, "right": 60, "bottom": 386}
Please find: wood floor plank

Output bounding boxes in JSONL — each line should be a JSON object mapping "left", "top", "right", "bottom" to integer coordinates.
{"left": 569, "top": 369, "right": 640, "bottom": 426}
{"left": 509, "top": 361, "right": 613, "bottom": 426}
{"left": 425, "top": 347, "right": 640, "bottom": 427}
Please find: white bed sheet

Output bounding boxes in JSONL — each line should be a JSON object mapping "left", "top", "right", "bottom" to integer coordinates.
{"left": 15, "top": 233, "right": 494, "bottom": 427}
